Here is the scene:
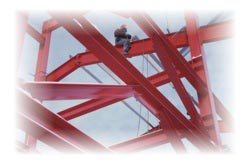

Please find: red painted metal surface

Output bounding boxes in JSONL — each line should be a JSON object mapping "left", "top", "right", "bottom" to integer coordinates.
{"left": 110, "top": 129, "right": 170, "bottom": 152}
{"left": 55, "top": 55, "right": 231, "bottom": 125}
{"left": 129, "top": 13, "right": 208, "bottom": 94}
{"left": 58, "top": 98, "right": 125, "bottom": 120}
{"left": 24, "top": 134, "right": 37, "bottom": 151}
{"left": 50, "top": 13, "right": 217, "bottom": 151}
{"left": 110, "top": 119, "right": 230, "bottom": 152}
{"left": 46, "top": 21, "right": 233, "bottom": 81}
{"left": 34, "top": 23, "right": 52, "bottom": 81}
{"left": 17, "top": 11, "right": 233, "bottom": 153}
{"left": 17, "top": 89, "right": 110, "bottom": 153}
{"left": 55, "top": 57, "right": 203, "bottom": 122}
{"left": 17, "top": 12, "right": 29, "bottom": 73}
{"left": 43, "top": 18, "right": 61, "bottom": 32}
{"left": 22, "top": 82, "right": 137, "bottom": 100}
{"left": 185, "top": 12, "right": 222, "bottom": 147}
{"left": 152, "top": 36, "right": 204, "bottom": 126}
{"left": 26, "top": 24, "right": 45, "bottom": 45}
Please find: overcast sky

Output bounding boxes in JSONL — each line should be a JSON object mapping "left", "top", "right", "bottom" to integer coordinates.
{"left": 17, "top": 10, "right": 234, "bottom": 153}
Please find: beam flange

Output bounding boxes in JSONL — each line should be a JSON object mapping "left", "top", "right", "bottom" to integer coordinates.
{"left": 22, "top": 82, "right": 138, "bottom": 100}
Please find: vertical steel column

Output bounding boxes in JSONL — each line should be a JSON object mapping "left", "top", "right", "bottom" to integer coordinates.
{"left": 17, "top": 12, "right": 38, "bottom": 151}
{"left": 25, "top": 21, "right": 52, "bottom": 151}
{"left": 34, "top": 23, "right": 52, "bottom": 81}
{"left": 17, "top": 12, "right": 28, "bottom": 73}
{"left": 185, "top": 12, "right": 222, "bottom": 148}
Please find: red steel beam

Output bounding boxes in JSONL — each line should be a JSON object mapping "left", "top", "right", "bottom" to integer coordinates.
{"left": 213, "top": 94, "right": 234, "bottom": 124}
{"left": 58, "top": 98, "right": 124, "bottom": 120}
{"left": 54, "top": 57, "right": 202, "bottom": 121}
{"left": 43, "top": 18, "right": 61, "bottom": 32}
{"left": 24, "top": 17, "right": 51, "bottom": 148}
{"left": 17, "top": 12, "right": 29, "bottom": 73}
{"left": 22, "top": 82, "right": 136, "bottom": 100}
{"left": 26, "top": 24, "right": 45, "bottom": 45}
{"left": 110, "top": 119, "right": 230, "bottom": 152}
{"left": 110, "top": 129, "right": 169, "bottom": 152}
{"left": 132, "top": 13, "right": 207, "bottom": 94}
{"left": 153, "top": 35, "right": 204, "bottom": 127}
{"left": 17, "top": 89, "right": 110, "bottom": 153}
{"left": 54, "top": 55, "right": 231, "bottom": 134}
{"left": 185, "top": 12, "right": 222, "bottom": 147}
{"left": 51, "top": 13, "right": 215, "bottom": 151}
{"left": 34, "top": 22, "right": 52, "bottom": 81}
{"left": 148, "top": 58, "right": 233, "bottom": 131}
{"left": 46, "top": 21, "right": 233, "bottom": 81}
{"left": 131, "top": 13, "right": 210, "bottom": 143}
{"left": 24, "top": 134, "right": 37, "bottom": 151}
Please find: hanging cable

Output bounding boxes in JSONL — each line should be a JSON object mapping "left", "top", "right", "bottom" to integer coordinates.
{"left": 136, "top": 103, "right": 142, "bottom": 136}
{"left": 146, "top": 54, "right": 150, "bottom": 131}
{"left": 136, "top": 39, "right": 145, "bottom": 136}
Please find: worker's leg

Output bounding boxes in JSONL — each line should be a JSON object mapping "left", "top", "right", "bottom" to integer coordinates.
{"left": 115, "top": 39, "right": 130, "bottom": 55}
{"left": 115, "top": 39, "right": 124, "bottom": 46}
{"left": 123, "top": 39, "right": 131, "bottom": 53}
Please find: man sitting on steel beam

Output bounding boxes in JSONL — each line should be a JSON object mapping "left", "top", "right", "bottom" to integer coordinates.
{"left": 114, "top": 24, "right": 132, "bottom": 56}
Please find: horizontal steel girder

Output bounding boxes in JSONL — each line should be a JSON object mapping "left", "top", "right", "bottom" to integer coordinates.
{"left": 110, "top": 129, "right": 169, "bottom": 152}
{"left": 110, "top": 119, "right": 230, "bottom": 152}
{"left": 21, "top": 82, "right": 138, "bottom": 100}
{"left": 17, "top": 89, "right": 110, "bottom": 153}
{"left": 54, "top": 55, "right": 232, "bottom": 133}
{"left": 50, "top": 13, "right": 216, "bottom": 151}
{"left": 46, "top": 21, "right": 233, "bottom": 81}
{"left": 58, "top": 98, "right": 125, "bottom": 120}
{"left": 56, "top": 55, "right": 203, "bottom": 120}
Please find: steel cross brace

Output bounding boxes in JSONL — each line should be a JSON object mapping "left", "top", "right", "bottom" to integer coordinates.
{"left": 50, "top": 13, "right": 216, "bottom": 151}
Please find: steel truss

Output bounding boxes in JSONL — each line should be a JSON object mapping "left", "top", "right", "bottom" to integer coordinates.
{"left": 17, "top": 11, "right": 233, "bottom": 153}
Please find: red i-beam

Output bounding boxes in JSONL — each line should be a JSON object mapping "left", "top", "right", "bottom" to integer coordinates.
{"left": 17, "top": 11, "right": 233, "bottom": 153}
{"left": 185, "top": 12, "right": 222, "bottom": 147}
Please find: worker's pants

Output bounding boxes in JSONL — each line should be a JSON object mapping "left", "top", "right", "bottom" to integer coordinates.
{"left": 115, "top": 38, "right": 131, "bottom": 53}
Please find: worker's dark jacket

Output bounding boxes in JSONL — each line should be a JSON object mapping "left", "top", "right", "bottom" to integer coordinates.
{"left": 114, "top": 28, "right": 131, "bottom": 43}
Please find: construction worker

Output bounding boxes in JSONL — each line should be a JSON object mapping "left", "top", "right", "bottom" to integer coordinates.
{"left": 114, "top": 24, "right": 131, "bottom": 56}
